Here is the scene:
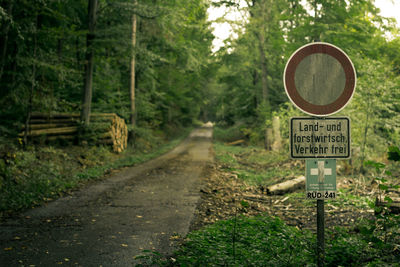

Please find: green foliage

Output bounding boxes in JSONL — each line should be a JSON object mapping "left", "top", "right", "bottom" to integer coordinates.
{"left": 0, "top": 131, "right": 188, "bottom": 215}
{"left": 210, "top": 0, "right": 400, "bottom": 165}
{"left": 174, "top": 213, "right": 400, "bottom": 266}
{"left": 176, "top": 215, "right": 314, "bottom": 266}
{"left": 388, "top": 146, "right": 400, "bottom": 162}
{"left": 134, "top": 250, "right": 171, "bottom": 266}
{"left": 214, "top": 142, "right": 302, "bottom": 186}
{"left": 325, "top": 227, "right": 379, "bottom": 266}
{"left": 339, "top": 56, "right": 400, "bottom": 169}
{"left": 213, "top": 124, "right": 247, "bottom": 142}
{"left": 0, "top": 0, "right": 213, "bottom": 142}
{"left": 361, "top": 157, "right": 400, "bottom": 260}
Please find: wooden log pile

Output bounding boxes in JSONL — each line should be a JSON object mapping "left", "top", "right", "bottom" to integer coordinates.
{"left": 20, "top": 112, "right": 128, "bottom": 153}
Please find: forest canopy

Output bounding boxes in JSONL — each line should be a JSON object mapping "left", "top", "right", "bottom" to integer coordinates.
{"left": 0, "top": 0, "right": 399, "bottom": 162}
{"left": 0, "top": 0, "right": 214, "bottom": 142}
{"left": 207, "top": 0, "right": 400, "bottom": 165}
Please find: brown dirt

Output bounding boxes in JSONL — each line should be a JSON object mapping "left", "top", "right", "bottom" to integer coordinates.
{"left": 190, "top": 162, "right": 376, "bottom": 232}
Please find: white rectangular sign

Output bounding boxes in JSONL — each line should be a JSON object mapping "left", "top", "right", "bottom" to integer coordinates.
{"left": 290, "top": 117, "right": 350, "bottom": 159}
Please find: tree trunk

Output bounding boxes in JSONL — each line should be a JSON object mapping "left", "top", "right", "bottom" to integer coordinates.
{"left": 257, "top": 1, "right": 271, "bottom": 150}
{"left": 271, "top": 116, "right": 282, "bottom": 151}
{"left": 359, "top": 97, "right": 371, "bottom": 173}
{"left": 81, "top": 0, "right": 98, "bottom": 126}
{"left": 258, "top": 36, "right": 268, "bottom": 108}
{"left": 0, "top": 1, "right": 13, "bottom": 82}
{"left": 24, "top": 12, "right": 38, "bottom": 145}
{"left": 129, "top": 2, "right": 138, "bottom": 143}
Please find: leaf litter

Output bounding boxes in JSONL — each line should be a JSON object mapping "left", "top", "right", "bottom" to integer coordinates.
{"left": 190, "top": 163, "right": 375, "bottom": 232}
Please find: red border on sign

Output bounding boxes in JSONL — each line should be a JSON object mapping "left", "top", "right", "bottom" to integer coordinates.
{"left": 284, "top": 42, "right": 356, "bottom": 116}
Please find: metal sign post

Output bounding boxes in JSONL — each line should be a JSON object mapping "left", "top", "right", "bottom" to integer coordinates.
{"left": 317, "top": 161, "right": 326, "bottom": 266}
{"left": 317, "top": 199, "right": 324, "bottom": 266}
{"left": 306, "top": 159, "right": 336, "bottom": 266}
{"left": 283, "top": 42, "right": 356, "bottom": 267}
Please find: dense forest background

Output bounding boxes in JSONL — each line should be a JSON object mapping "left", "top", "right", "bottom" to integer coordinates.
{"left": 1, "top": 1, "right": 400, "bottom": 264}
{"left": 0, "top": 0, "right": 399, "bottom": 163}
{"left": 208, "top": 0, "right": 400, "bottom": 167}
{"left": 0, "top": 0, "right": 214, "bottom": 145}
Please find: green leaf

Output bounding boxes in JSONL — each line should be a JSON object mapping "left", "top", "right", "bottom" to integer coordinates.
{"left": 364, "top": 160, "right": 385, "bottom": 171}
{"left": 379, "top": 184, "right": 389, "bottom": 191}
{"left": 384, "top": 196, "right": 393, "bottom": 203}
{"left": 388, "top": 146, "right": 400, "bottom": 162}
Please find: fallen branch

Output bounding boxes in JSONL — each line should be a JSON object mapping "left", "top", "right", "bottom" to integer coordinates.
{"left": 266, "top": 176, "right": 305, "bottom": 195}
{"left": 226, "top": 140, "right": 245, "bottom": 146}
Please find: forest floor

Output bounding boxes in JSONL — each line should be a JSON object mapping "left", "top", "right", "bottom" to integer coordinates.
{"left": 191, "top": 163, "right": 376, "bottom": 232}
{"left": 190, "top": 144, "right": 379, "bottom": 232}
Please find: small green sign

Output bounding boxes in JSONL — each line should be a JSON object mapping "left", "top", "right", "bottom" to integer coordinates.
{"left": 306, "top": 159, "right": 336, "bottom": 199}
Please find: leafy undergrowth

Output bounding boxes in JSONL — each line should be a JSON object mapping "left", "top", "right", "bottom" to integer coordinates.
{"left": 138, "top": 212, "right": 400, "bottom": 266}
{"left": 164, "top": 143, "right": 400, "bottom": 266}
{"left": 175, "top": 215, "right": 400, "bottom": 266}
{"left": 0, "top": 129, "right": 190, "bottom": 218}
{"left": 214, "top": 142, "right": 303, "bottom": 187}
{"left": 177, "top": 216, "right": 314, "bottom": 266}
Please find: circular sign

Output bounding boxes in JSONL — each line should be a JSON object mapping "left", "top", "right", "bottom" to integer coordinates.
{"left": 284, "top": 42, "right": 356, "bottom": 116}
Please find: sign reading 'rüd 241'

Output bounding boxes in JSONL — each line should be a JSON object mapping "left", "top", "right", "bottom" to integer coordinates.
{"left": 290, "top": 117, "right": 350, "bottom": 159}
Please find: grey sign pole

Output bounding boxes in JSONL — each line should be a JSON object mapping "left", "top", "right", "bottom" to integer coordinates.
{"left": 317, "top": 199, "right": 324, "bottom": 266}
{"left": 317, "top": 160, "right": 325, "bottom": 267}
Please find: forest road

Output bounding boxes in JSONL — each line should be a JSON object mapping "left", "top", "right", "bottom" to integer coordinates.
{"left": 0, "top": 126, "right": 213, "bottom": 266}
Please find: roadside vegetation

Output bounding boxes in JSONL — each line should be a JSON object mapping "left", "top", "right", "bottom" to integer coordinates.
{"left": 1, "top": 0, "right": 400, "bottom": 265}
{"left": 164, "top": 135, "right": 400, "bottom": 266}
{"left": 0, "top": 129, "right": 190, "bottom": 217}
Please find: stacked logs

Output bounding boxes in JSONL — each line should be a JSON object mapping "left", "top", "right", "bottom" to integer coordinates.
{"left": 20, "top": 112, "right": 128, "bottom": 153}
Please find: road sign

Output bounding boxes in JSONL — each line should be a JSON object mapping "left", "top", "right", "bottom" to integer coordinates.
{"left": 306, "top": 159, "right": 336, "bottom": 199}
{"left": 284, "top": 42, "right": 356, "bottom": 116}
{"left": 290, "top": 117, "right": 350, "bottom": 158}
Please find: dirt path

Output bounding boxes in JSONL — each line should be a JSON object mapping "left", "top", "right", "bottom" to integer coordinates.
{"left": 0, "top": 127, "right": 213, "bottom": 266}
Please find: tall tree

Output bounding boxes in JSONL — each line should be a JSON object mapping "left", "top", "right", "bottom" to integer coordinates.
{"left": 129, "top": 0, "right": 137, "bottom": 142}
{"left": 81, "top": 0, "right": 98, "bottom": 125}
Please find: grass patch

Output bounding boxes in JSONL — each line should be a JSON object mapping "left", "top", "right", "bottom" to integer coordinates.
{"left": 214, "top": 142, "right": 303, "bottom": 186}
{"left": 327, "top": 188, "right": 371, "bottom": 209}
{"left": 176, "top": 215, "right": 314, "bottom": 266}
{"left": 170, "top": 214, "right": 400, "bottom": 266}
{"left": 0, "top": 130, "right": 190, "bottom": 216}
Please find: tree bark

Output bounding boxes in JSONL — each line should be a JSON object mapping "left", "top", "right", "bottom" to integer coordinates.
{"left": 24, "top": 12, "right": 38, "bottom": 145}
{"left": 129, "top": 1, "right": 138, "bottom": 143}
{"left": 0, "top": 1, "right": 13, "bottom": 82}
{"left": 81, "top": 0, "right": 98, "bottom": 126}
{"left": 256, "top": 0, "right": 271, "bottom": 150}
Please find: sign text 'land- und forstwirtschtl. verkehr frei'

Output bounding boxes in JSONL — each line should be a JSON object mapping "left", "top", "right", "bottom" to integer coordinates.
{"left": 290, "top": 117, "right": 350, "bottom": 159}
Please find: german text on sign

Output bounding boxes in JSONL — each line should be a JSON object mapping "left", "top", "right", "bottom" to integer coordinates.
{"left": 290, "top": 117, "right": 350, "bottom": 158}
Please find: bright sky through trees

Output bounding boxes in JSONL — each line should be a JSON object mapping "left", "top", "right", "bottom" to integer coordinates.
{"left": 208, "top": 0, "right": 400, "bottom": 52}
